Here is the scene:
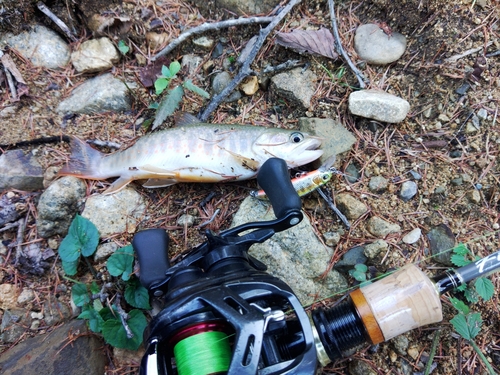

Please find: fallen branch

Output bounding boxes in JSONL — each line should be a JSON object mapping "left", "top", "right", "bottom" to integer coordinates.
{"left": 317, "top": 187, "right": 351, "bottom": 229}
{"left": 199, "top": 0, "right": 303, "bottom": 121}
{"left": 152, "top": 16, "right": 274, "bottom": 61}
{"left": 115, "top": 294, "right": 134, "bottom": 339}
{"left": 37, "top": 1, "right": 78, "bottom": 42}
{"left": 328, "top": 0, "right": 367, "bottom": 88}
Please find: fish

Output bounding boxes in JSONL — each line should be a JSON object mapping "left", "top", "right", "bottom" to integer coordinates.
{"left": 250, "top": 155, "right": 337, "bottom": 199}
{"left": 59, "top": 113, "right": 323, "bottom": 194}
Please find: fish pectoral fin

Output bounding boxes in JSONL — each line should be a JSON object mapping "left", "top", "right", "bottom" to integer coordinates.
{"left": 142, "top": 178, "right": 178, "bottom": 188}
{"left": 174, "top": 112, "right": 201, "bottom": 127}
{"left": 139, "top": 164, "right": 177, "bottom": 176}
{"left": 103, "top": 177, "right": 133, "bottom": 195}
{"left": 218, "top": 147, "right": 260, "bottom": 171}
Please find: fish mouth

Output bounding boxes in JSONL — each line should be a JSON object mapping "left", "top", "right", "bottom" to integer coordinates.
{"left": 287, "top": 137, "right": 323, "bottom": 166}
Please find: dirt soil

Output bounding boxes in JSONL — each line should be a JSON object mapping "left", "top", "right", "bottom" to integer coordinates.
{"left": 0, "top": 0, "right": 499, "bottom": 374}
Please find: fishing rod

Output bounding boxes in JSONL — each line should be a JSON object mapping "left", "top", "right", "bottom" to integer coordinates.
{"left": 132, "top": 158, "right": 500, "bottom": 375}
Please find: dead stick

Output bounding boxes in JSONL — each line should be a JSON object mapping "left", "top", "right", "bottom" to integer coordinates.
{"left": 152, "top": 16, "right": 274, "bottom": 61}
{"left": 115, "top": 294, "right": 134, "bottom": 339}
{"left": 199, "top": 0, "right": 303, "bottom": 121}
{"left": 328, "top": 0, "right": 367, "bottom": 88}
{"left": 317, "top": 187, "right": 351, "bottom": 229}
{"left": 14, "top": 218, "right": 26, "bottom": 266}
{"left": 37, "top": 1, "right": 78, "bottom": 42}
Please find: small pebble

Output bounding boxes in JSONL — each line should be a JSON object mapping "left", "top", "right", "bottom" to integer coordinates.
{"left": 467, "top": 190, "right": 481, "bottom": 204}
{"left": 368, "top": 176, "right": 388, "bottom": 193}
{"left": 400, "top": 181, "right": 418, "bottom": 201}
{"left": 177, "top": 214, "right": 195, "bottom": 227}
{"left": 449, "top": 150, "right": 462, "bottom": 158}
{"left": 477, "top": 108, "right": 488, "bottom": 120}
{"left": 364, "top": 239, "right": 388, "bottom": 259}
{"left": 323, "top": 231, "right": 341, "bottom": 247}
{"left": 408, "top": 170, "right": 422, "bottom": 180}
{"left": 402, "top": 228, "right": 421, "bottom": 244}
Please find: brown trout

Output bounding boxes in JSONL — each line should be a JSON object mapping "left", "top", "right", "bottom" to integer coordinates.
{"left": 59, "top": 114, "right": 323, "bottom": 194}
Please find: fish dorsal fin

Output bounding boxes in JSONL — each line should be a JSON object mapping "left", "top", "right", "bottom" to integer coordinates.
{"left": 174, "top": 112, "right": 202, "bottom": 127}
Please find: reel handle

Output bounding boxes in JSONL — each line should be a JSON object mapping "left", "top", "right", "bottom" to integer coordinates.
{"left": 257, "top": 158, "right": 302, "bottom": 220}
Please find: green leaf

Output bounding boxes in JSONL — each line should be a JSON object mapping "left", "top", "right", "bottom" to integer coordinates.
{"left": 354, "top": 264, "right": 368, "bottom": 272}
{"left": 99, "top": 307, "right": 117, "bottom": 321}
{"left": 90, "top": 281, "right": 100, "bottom": 295}
{"left": 161, "top": 65, "right": 171, "bottom": 78}
{"left": 155, "top": 78, "right": 170, "bottom": 95}
{"left": 464, "top": 287, "right": 479, "bottom": 304}
{"left": 450, "top": 253, "right": 471, "bottom": 267}
{"left": 117, "top": 40, "right": 129, "bottom": 55}
{"left": 62, "top": 259, "right": 79, "bottom": 276}
{"left": 107, "top": 245, "right": 134, "bottom": 281}
{"left": 452, "top": 243, "right": 470, "bottom": 256}
{"left": 101, "top": 310, "right": 147, "bottom": 350}
{"left": 152, "top": 85, "right": 184, "bottom": 130}
{"left": 169, "top": 61, "right": 181, "bottom": 76}
{"left": 78, "top": 305, "right": 105, "bottom": 333}
{"left": 474, "top": 277, "right": 494, "bottom": 301}
{"left": 72, "top": 283, "right": 90, "bottom": 307}
{"left": 93, "top": 299, "right": 104, "bottom": 312}
{"left": 450, "top": 312, "right": 482, "bottom": 340}
{"left": 59, "top": 215, "right": 99, "bottom": 262}
{"left": 183, "top": 79, "right": 210, "bottom": 99}
{"left": 449, "top": 296, "right": 470, "bottom": 314}
{"left": 148, "top": 102, "right": 159, "bottom": 110}
{"left": 125, "top": 278, "right": 151, "bottom": 309}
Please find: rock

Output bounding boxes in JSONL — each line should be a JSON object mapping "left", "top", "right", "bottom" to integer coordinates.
{"left": 271, "top": 68, "right": 317, "bottom": 109}
{"left": 57, "top": 73, "right": 132, "bottom": 114}
{"left": 364, "top": 239, "right": 388, "bottom": 259}
{"left": 113, "top": 347, "right": 145, "bottom": 368}
{"left": 0, "top": 308, "right": 31, "bottom": 343}
{"left": 193, "top": 36, "right": 214, "bottom": 49}
{"left": 323, "top": 231, "right": 341, "bottom": 247}
{"left": 298, "top": 117, "right": 356, "bottom": 165}
{"left": 232, "top": 197, "right": 347, "bottom": 304}
{"left": 467, "top": 189, "right": 481, "bottom": 204}
{"left": 349, "top": 89, "right": 410, "bottom": 123}
{"left": 335, "top": 193, "right": 368, "bottom": 220}
{"left": 81, "top": 187, "right": 146, "bottom": 238}
{"left": 407, "top": 345, "right": 420, "bottom": 360}
{"left": 400, "top": 180, "right": 418, "bottom": 201}
{"left": 181, "top": 54, "right": 203, "bottom": 75}
{"left": 145, "top": 32, "right": 170, "bottom": 50}
{"left": 392, "top": 335, "right": 409, "bottom": 356}
{"left": 240, "top": 75, "right": 259, "bottom": 95}
{"left": 94, "top": 242, "right": 119, "bottom": 262}
{"left": 17, "top": 288, "right": 35, "bottom": 306}
{"left": 334, "top": 246, "right": 366, "bottom": 273}
{"left": 194, "top": 0, "right": 277, "bottom": 16}
{"left": 427, "top": 224, "right": 455, "bottom": 265}
{"left": 465, "top": 121, "right": 479, "bottom": 133}
{"left": 177, "top": 214, "right": 195, "bottom": 227}
{"left": 402, "top": 228, "right": 422, "bottom": 244}
{"left": 43, "top": 296, "right": 72, "bottom": 326}
{"left": 36, "top": 176, "right": 86, "bottom": 238}
{"left": 71, "top": 37, "right": 120, "bottom": 73}
{"left": 0, "top": 193, "right": 22, "bottom": 226}
{"left": 17, "top": 243, "right": 55, "bottom": 275}
{"left": 367, "top": 217, "right": 401, "bottom": 237}
{"left": 368, "top": 176, "right": 388, "bottom": 193}
{"left": 345, "top": 163, "right": 360, "bottom": 183}
{"left": 348, "top": 359, "right": 377, "bottom": 375}
{"left": 4, "top": 25, "right": 70, "bottom": 68}
{"left": 0, "top": 149, "right": 44, "bottom": 192}
{"left": 354, "top": 23, "right": 407, "bottom": 65}
{"left": 212, "top": 71, "right": 241, "bottom": 102}
{"left": 43, "top": 166, "right": 60, "bottom": 188}
{"left": 409, "top": 170, "right": 422, "bottom": 180}
{"left": 0, "top": 283, "right": 19, "bottom": 310}
{"left": 0, "top": 319, "right": 106, "bottom": 375}
{"left": 477, "top": 108, "right": 488, "bottom": 120}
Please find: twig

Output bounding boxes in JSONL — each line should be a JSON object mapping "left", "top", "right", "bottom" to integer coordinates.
{"left": 199, "top": 0, "right": 303, "bottom": 121}
{"left": 152, "top": 16, "right": 274, "bottom": 61}
{"left": 14, "top": 218, "right": 26, "bottom": 266}
{"left": 198, "top": 208, "right": 220, "bottom": 228}
{"left": 328, "top": 0, "right": 367, "bottom": 88}
{"left": 3, "top": 63, "right": 17, "bottom": 100}
{"left": 37, "top": 2, "right": 78, "bottom": 42}
{"left": 317, "top": 187, "right": 351, "bottom": 229}
{"left": 444, "top": 41, "right": 493, "bottom": 63}
{"left": 262, "top": 59, "right": 303, "bottom": 74}
{"left": 115, "top": 294, "right": 134, "bottom": 339}
{"left": 0, "top": 135, "right": 70, "bottom": 152}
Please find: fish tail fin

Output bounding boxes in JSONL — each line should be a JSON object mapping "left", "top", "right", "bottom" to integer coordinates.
{"left": 59, "top": 136, "right": 105, "bottom": 178}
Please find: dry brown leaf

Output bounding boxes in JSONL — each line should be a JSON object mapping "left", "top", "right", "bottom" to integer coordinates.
{"left": 275, "top": 28, "right": 338, "bottom": 60}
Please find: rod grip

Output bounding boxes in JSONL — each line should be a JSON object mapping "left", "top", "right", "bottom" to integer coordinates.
{"left": 257, "top": 158, "right": 302, "bottom": 219}
{"left": 132, "top": 229, "right": 171, "bottom": 291}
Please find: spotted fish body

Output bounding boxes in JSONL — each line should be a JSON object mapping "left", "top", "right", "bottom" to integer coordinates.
{"left": 59, "top": 116, "right": 323, "bottom": 194}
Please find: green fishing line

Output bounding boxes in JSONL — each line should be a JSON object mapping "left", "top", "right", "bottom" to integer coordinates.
{"left": 174, "top": 331, "right": 231, "bottom": 375}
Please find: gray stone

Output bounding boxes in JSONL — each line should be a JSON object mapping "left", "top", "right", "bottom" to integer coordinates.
{"left": 367, "top": 217, "right": 401, "bottom": 237}
{"left": 232, "top": 197, "right": 347, "bottom": 305}
{"left": 392, "top": 335, "right": 409, "bottom": 356}
{"left": 212, "top": 71, "right": 241, "bottom": 102}
{"left": 0, "top": 319, "right": 106, "bottom": 375}
{"left": 368, "top": 176, "right": 388, "bottom": 193}
{"left": 345, "top": 163, "right": 360, "bottom": 183}
{"left": 323, "top": 231, "right": 341, "bottom": 247}
{"left": 400, "top": 180, "right": 418, "bottom": 201}
{"left": 409, "top": 170, "right": 421, "bottom": 180}
{"left": 298, "top": 117, "right": 356, "bottom": 165}
{"left": 467, "top": 189, "right": 481, "bottom": 204}
{"left": 335, "top": 193, "right": 368, "bottom": 220}
{"left": 334, "top": 246, "right": 366, "bottom": 273}
{"left": 193, "top": 36, "right": 214, "bottom": 50}
{"left": 81, "top": 187, "right": 146, "bottom": 238}
{"left": 402, "top": 228, "right": 421, "bottom": 244}
{"left": 271, "top": 68, "right": 317, "bottom": 109}
{"left": 194, "top": 0, "right": 277, "bottom": 16}
{"left": 0, "top": 308, "right": 31, "bottom": 343}
{"left": 477, "top": 108, "right": 488, "bottom": 120}
{"left": 177, "top": 214, "right": 195, "bottom": 227}
{"left": 0, "top": 283, "right": 19, "bottom": 310}
{"left": 71, "top": 37, "right": 120, "bottom": 73}
{"left": 181, "top": 54, "right": 203, "bottom": 75}
{"left": 348, "top": 358, "right": 378, "bottom": 375}
{"left": 36, "top": 176, "right": 87, "bottom": 238}
{"left": 349, "top": 89, "right": 410, "bottom": 123}
{"left": 43, "top": 296, "right": 72, "bottom": 326}
{"left": 4, "top": 25, "right": 70, "bottom": 69}
{"left": 94, "top": 242, "right": 119, "bottom": 262}
{"left": 0, "top": 150, "right": 44, "bottom": 192}
{"left": 57, "top": 73, "right": 132, "bottom": 114}
{"left": 364, "top": 239, "right": 388, "bottom": 259}
{"left": 354, "top": 23, "right": 407, "bottom": 65}
{"left": 0, "top": 193, "right": 21, "bottom": 226}
{"left": 427, "top": 224, "right": 455, "bottom": 266}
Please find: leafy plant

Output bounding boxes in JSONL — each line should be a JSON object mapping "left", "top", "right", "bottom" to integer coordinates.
{"left": 117, "top": 40, "right": 130, "bottom": 55}
{"left": 60, "top": 215, "right": 150, "bottom": 350}
{"left": 348, "top": 264, "right": 371, "bottom": 286}
{"left": 150, "top": 61, "right": 210, "bottom": 130}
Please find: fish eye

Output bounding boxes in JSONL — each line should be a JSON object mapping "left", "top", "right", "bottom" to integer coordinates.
{"left": 322, "top": 174, "right": 329, "bottom": 180}
{"left": 290, "top": 132, "right": 304, "bottom": 143}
